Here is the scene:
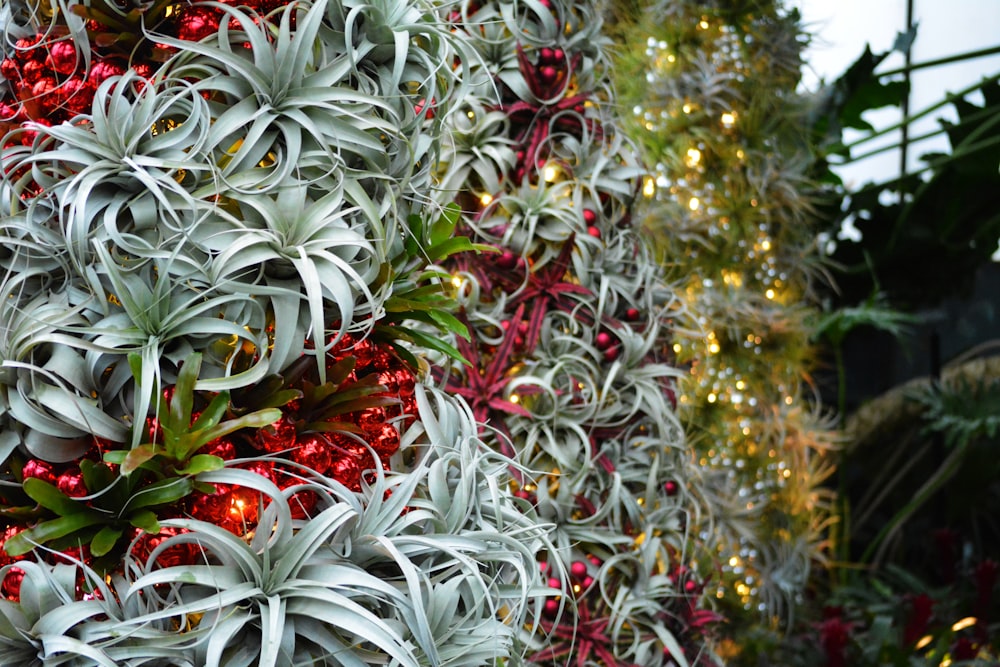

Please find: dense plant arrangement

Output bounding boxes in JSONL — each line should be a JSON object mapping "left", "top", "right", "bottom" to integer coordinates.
{"left": 607, "top": 0, "right": 837, "bottom": 646}
{"left": 0, "top": 0, "right": 558, "bottom": 663}
{"left": 430, "top": 0, "right": 724, "bottom": 664}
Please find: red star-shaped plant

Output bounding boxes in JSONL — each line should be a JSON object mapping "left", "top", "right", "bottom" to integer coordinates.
{"left": 436, "top": 304, "right": 532, "bottom": 452}
{"left": 498, "top": 236, "right": 595, "bottom": 349}
{"left": 503, "top": 45, "right": 603, "bottom": 182}
{"left": 531, "top": 596, "right": 642, "bottom": 667}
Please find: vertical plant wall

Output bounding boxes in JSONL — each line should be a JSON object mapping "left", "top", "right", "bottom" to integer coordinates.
{"left": 435, "top": 0, "right": 724, "bottom": 663}
{"left": 608, "top": 0, "right": 838, "bottom": 649}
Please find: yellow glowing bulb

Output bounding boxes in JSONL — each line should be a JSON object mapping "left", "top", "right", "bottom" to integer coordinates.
{"left": 708, "top": 342, "right": 720, "bottom": 354}
{"left": 480, "top": 193, "right": 493, "bottom": 207}
{"left": 728, "top": 556, "right": 739, "bottom": 567}
{"left": 688, "top": 197, "right": 700, "bottom": 211}
{"left": 914, "top": 635, "right": 933, "bottom": 650}
{"left": 721, "top": 112, "right": 736, "bottom": 128}
{"left": 782, "top": 469, "right": 791, "bottom": 478}
{"left": 951, "top": 616, "right": 977, "bottom": 632}
{"left": 784, "top": 396, "right": 793, "bottom": 405}
{"left": 509, "top": 394, "right": 520, "bottom": 404}
{"left": 736, "top": 149, "right": 745, "bottom": 159}
{"left": 698, "top": 19, "right": 709, "bottom": 29}
{"left": 735, "top": 380, "right": 745, "bottom": 390}
{"left": 707, "top": 393, "right": 717, "bottom": 403}
{"left": 682, "top": 103, "right": 693, "bottom": 114}
{"left": 543, "top": 165, "right": 559, "bottom": 182}
{"left": 451, "top": 275, "right": 463, "bottom": 288}
{"left": 685, "top": 147, "right": 702, "bottom": 167}
{"left": 643, "top": 177, "right": 656, "bottom": 198}
{"left": 760, "top": 239, "right": 771, "bottom": 251}
{"left": 667, "top": 54, "right": 676, "bottom": 63}
{"left": 673, "top": 343, "right": 682, "bottom": 353}
{"left": 765, "top": 289, "right": 775, "bottom": 299}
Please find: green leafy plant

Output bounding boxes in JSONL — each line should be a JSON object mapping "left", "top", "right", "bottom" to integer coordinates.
{"left": 3, "top": 353, "right": 280, "bottom": 563}
{"left": 373, "top": 202, "right": 484, "bottom": 366}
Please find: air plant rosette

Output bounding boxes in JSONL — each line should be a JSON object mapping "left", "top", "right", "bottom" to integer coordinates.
{"left": 0, "top": 0, "right": 551, "bottom": 663}
{"left": 435, "top": 1, "right": 724, "bottom": 664}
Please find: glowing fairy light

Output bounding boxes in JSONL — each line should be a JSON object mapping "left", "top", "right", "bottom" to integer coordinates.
{"left": 685, "top": 147, "right": 702, "bottom": 167}
{"left": 480, "top": 193, "right": 493, "bottom": 207}
{"left": 543, "top": 164, "right": 559, "bottom": 182}
{"left": 642, "top": 177, "right": 656, "bottom": 198}
{"left": 951, "top": 617, "right": 977, "bottom": 632}
{"left": 721, "top": 111, "right": 736, "bottom": 128}
{"left": 688, "top": 196, "right": 700, "bottom": 211}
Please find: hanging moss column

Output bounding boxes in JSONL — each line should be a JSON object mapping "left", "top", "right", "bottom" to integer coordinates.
{"left": 609, "top": 0, "right": 838, "bottom": 649}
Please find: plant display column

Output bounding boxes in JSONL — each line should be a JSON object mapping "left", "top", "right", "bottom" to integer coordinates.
{"left": 0, "top": 0, "right": 550, "bottom": 663}
{"left": 436, "top": 0, "right": 722, "bottom": 664}
{"left": 608, "top": 0, "right": 838, "bottom": 648}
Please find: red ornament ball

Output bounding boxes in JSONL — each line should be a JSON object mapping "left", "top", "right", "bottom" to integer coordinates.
{"left": 356, "top": 406, "right": 388, "bottom": 433}
{"left": 56, "top": 469, "right": 88, "bottom": 498}
{"left": 187, "top": 484, "right": 233, "bottom": 524}
{"left": 47, "top": 41, "right": 77, "bottom": 76}
{"left": 175, "top": 6, "right": 222, "bottom": 42}
{"left": 372, "top": 423, "right": 400, "bottom": 458}
{"left": 132, "top": 527, "right": 196, "bottom": 569}
{"left": 292, "top": 434, "right": 333, "bottom": 474}
{"left": 328, "top": 454, "right": 362, "bottom": 491}
{"left": 202, "top": 437, "right": 237, "bottom": 461}
{"left": 255, "top": 414, "right": 297, "bottom": 453}
{"left": 22, "top": 459, "right": 56, "bottom": 484}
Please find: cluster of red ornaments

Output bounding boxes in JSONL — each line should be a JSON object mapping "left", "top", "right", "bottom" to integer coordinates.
{"left": 0, "top": 335, "right": 418, "bottom": 602}
{"left": 0, "top": 0, "right": 293, "bottom": 143}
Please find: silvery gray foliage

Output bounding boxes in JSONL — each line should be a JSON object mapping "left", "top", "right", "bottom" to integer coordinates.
{"left": 431, "top": 0, "right": 718, "bottom": 664}
{"left": 0, "top": 0, "right": 464, "bottom": 458}
{"left": 0, "top": 0, "right": 556, "bottom": 664}
{"left": 0, "top": 387, "right": 552, "bottom": 666}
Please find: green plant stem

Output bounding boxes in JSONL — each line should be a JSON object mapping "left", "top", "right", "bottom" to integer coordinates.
{"left": 834, "top": 73, "right": 1000, "bottom": 154}
{"left": 831, "top": 103, "right": 999, "bottom": 165}
{"left": 842, "top": 130, "right": 1000, "bottom": 204}
{"left": 862, "top": 440, "right": 968, "bottom": 566}
{"left": 876, "top": 44, "right": 1000, "bottom": 78}
{"left": 853, "top": 436, "right": 929, "bottom": 531}
{"left": 833, "top": 342, "right": 851, "bottom": 586}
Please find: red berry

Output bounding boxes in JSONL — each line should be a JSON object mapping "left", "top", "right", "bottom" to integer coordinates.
{"left": 496, "top": 251, "right": 518, "bottom": 270}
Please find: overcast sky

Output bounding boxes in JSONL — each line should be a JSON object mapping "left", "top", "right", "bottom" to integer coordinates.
{"left": 790, "top": 0, "right": 1000, "bottom": 189}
